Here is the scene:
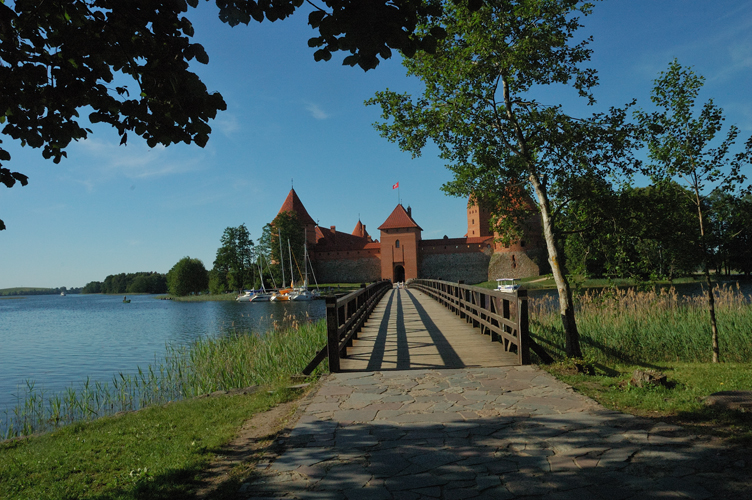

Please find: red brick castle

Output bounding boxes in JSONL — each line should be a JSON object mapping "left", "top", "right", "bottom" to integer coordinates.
{"left": 275, "top": 189, "right": 546, "bottom": 284}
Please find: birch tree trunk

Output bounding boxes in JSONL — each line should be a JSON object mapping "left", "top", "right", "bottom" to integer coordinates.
{"left": 529, "top": 172, "right": 583, "bottom": 358}
{"left": 694, "top": 187, "right": 720, "bottom": 363}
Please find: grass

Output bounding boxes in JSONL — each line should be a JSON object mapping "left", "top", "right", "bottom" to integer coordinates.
{"left": 530, "top": 283, "right": 752, "bottom": 364}
{"left": 545, "top": 361, "right": 752, "bottom": 444}
{"left": 530, "top": 283, "right": 752, "bottom": 443}
{"left": 0, "top": 387, "right": 300, "bottom": 500}
{"left": 3, "top": 312, "right": 327, "bottom": 439}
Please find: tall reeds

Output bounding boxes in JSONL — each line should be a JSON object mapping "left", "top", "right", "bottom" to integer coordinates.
{"left": 2, "top": 311, "right": 326, "bottom": 440}
{"left": 531, "top": 283, "right": 752, "bottom": 364}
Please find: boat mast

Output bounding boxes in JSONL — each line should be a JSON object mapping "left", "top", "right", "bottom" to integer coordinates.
{"left": 278, "top": 228, "right": 285, "bottom": 288}
{"left": 257, "top": 259, "right": 266, "bottom": 292}
{"left": 287, "top": 239, "right": 294, "bottom": 287}
{"left": 303, "top": 229, "right": 309, "bottom": 288}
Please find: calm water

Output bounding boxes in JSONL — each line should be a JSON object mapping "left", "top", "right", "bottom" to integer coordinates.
{"left": 0, "top": 294, "right": 324, "bottom": 414}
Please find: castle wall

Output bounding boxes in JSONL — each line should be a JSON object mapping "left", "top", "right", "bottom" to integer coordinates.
{"left": 312, "top": 256, "right": 382, "bottom": 283}
{"left": 419, "top": 252, "right": 492, "bottom": 284}
{"left": 487, "top": 249, "right": 548, "bottom": 280}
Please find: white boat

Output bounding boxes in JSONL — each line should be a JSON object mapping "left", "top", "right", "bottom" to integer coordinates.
{"left": 290, "top": 289, "right": 318, "bottom": 301}
{"left": 249, "top": 292, "right": 273, "bottom": 302}
{"left": 236, "top": 291, "right": 254, "bottom": 302}
{"left": 496, "top": 278, "right": 521, "bottom": 292}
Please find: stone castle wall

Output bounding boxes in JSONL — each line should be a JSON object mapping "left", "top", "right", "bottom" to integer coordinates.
{"left": 312, "top": 257, "right": 382, "bottom": 284}
{"left": 419, "top": 252, "right": 492, "bottom": 284}
{"left": 487, "top": 249, "right": 548, "bottom": 280}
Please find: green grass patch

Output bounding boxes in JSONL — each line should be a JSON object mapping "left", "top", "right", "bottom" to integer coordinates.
{"left": 544, "top": 361, "right": 752, "bottom": 444}
{"left": 0, "top": 388, "right": 299, "bottom": 500}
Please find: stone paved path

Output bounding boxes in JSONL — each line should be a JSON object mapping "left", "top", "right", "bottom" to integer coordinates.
{"left": 239, "top": 367, "right": 751, "bottom": 499}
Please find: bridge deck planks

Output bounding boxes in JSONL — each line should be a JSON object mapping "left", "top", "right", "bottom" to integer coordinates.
{"left": 339, "top": 287, "right": 519, "bottom": 371}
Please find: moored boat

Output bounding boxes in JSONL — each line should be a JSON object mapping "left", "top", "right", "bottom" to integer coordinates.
{"left": 496, "top": 278, "right": 521, "bottom": 292}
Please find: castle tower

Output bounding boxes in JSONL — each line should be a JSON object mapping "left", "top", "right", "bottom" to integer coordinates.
{"left": 277, "top": 188, "right": 317, "bottom": 245}
{"left": 467, "top": 196, "right": 493, "bottom": 238}
{"left": 378, "top": 204, "right": 422, "bottom": 282}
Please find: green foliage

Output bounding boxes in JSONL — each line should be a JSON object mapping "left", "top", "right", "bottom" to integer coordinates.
{"left": 166, "top": 257, "right": 208, "bottom": 297}
{"left": 82, "top": 272, "right": 167, "bottom": 294}
{"left": 708, "top": 192, "right": 752, "bottom": 277}
{"left": 561, "top": 181, "right": 703, "bottom": 280}
{"left": 0, "top": 0, "right": 227, "bottom": 231}
{"left": 212, "top": 224, "right": 255, "bottom": 293}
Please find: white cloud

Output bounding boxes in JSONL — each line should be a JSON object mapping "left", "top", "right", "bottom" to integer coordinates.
{"left": 305, "top": 102, "right": 329, "bottom": 120}
{"left": 214, "top": 112, "right": 241, "bottom": 135}
{"left": 69, "top": 138, "right": 206, "bottom": 189}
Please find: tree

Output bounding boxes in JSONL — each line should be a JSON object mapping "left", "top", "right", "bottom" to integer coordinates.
{"left": 212, "top": 223, "right": 255, "bottom": 293}
{"left": 167, "top": 256, "right": 208, "bottom": 296}
{"left": 0, "top": 0, "right": 477, "bottom": 230}
{"left": 561, "top": 181, "right": 703, "bottom": 281}
{"left": 367, "top": 0, "right": 638, "bottom": 358}
{"left": 635, "top": 59, "right": 752, "bottom": 363}
{"left": 708, "top": 192, "right": 752, "bottom": 277}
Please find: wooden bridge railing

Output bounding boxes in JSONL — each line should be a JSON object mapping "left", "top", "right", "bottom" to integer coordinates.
{"left": 409, "top": 279, "right": 530, "bottom": 365}
{"left": 302, "top": 280, "right": 393, "bottom": 374}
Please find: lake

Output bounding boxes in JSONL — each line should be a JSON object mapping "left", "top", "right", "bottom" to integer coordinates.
{"left": 0, "top": 294, "right": 325, "bottom": 417}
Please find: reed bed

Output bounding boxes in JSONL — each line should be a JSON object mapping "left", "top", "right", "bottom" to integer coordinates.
{"left": 2, "top": 311, "right": 326, "bottom": 440}
{"left": 531, "top": 283, "right": 752, "bottom": 364}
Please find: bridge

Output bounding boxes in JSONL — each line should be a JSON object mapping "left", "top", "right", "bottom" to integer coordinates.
{"left": 303, "top": 279, "right": 530, "bottom": 374}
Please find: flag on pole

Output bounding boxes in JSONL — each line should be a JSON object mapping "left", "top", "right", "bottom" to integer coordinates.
{"left": 392, "top": 182, "right": 399, "bottom": 189}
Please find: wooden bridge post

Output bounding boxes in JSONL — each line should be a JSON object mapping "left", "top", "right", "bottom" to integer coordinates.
{"left": 326, "top": 296, "right": 341, "bottom": 373}
{"left": 517, "top": 290, "right": 530, "bottom": 365}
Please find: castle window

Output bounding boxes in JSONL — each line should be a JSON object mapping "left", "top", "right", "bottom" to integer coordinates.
{"left": 395, "top": 240, "right": 400, "bottom": 248}
{"left": 472, "top": 219, "right": 475, "bottom": 224}
{"left": 521, "top": 240, "right": 526, "bottom": 247}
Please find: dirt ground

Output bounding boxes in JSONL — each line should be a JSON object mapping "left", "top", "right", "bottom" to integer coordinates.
{"left": 193, "top": 385, "right": 316, "bottom": 499}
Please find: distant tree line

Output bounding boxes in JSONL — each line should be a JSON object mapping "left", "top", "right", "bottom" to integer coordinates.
{"left": 82, "top": 272, "right": 167, "bottom": 294}
{"left": 0, "top": 286, "right": 82, "bottom": 296}
{"left": 560, "top": 181, "right": 752, "bottom": 281}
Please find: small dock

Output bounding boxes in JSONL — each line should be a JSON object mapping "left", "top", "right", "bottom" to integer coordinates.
{"left": 339, "top": 287, "right": 519, "bottom": 371}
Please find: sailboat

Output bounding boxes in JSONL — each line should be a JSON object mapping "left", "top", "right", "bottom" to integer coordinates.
{"left": 248, "top": 259, "right": 273, "bottom": 302}
{"left": 270, "top": 233, "right": 294, "bottom": 302}
{"left": 291, "top": 234, "right": 320, "bottom": 301}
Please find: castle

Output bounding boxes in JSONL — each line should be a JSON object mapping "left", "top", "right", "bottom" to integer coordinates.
{"left": 275, "top": 188, "right": 546, "bottom": 284}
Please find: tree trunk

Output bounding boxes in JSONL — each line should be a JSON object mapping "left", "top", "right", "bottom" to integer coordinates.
{"left": 695, "top": 188, "right": 720, "bottom": 363}
{"left": 529, "top": 173, "right": 583, "bottom": 358}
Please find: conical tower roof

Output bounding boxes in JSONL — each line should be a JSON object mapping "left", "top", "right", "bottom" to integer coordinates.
{"left": 277, "top": 188, "right": 316, "bottom": 225}
{"left": 378, "top": 204, "right": 422, "bottom": 231}
{"left": 352, "top": 220, "right": 370, "bottom": 239}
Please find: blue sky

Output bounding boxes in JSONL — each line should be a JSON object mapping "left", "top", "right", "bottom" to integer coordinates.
{"left": 2, "top": 0, "right": 751, "bottom": 289}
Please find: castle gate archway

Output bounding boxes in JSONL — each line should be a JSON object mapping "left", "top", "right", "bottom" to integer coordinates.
{"left": 393, "top": 265, "right": 405, "bottom": 283}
